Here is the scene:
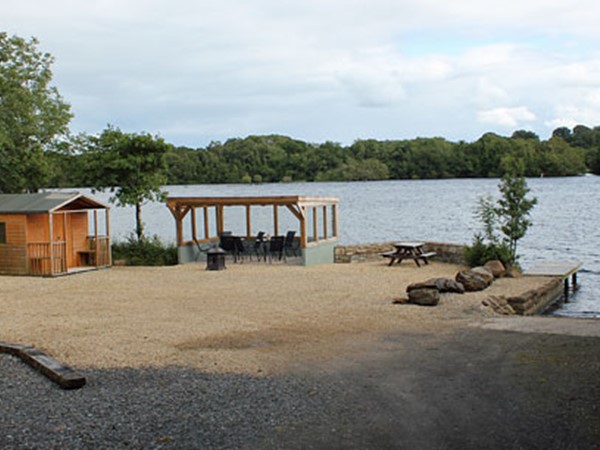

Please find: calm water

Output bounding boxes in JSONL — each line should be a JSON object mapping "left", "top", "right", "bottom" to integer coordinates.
{"left": 86, "top": 176, "right": 600, "bottom": 318}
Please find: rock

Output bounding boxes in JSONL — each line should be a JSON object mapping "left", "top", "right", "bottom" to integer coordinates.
{"left": 407, "top": 277, "right": 465, "bottom": 294}
{"left": 438, "top": 279, "right": 465, "bottom": 294}
{"left": 408, "top": 288, "right": 440, "bottom": 306}
{"left": 484, "top": 260, "right": 506, "bottom": 278}
{"left": 392, "top": 296, "right": 409, "bottom": 304}
{"left": 504, "top": 266, "right": 522, "bottom": 278}
{"left": 407, "top": 279, "right": 439, "bottom": 292}
{"left": 471, "top": 267, "right": 495, "bottom": 284}
{"left": 455, "top": 270, "right": 493, "bottom": 292}
{"left": 482, "top": 296, "right": 515, "bottom": 315}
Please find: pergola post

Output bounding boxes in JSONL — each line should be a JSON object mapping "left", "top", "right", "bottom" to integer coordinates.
{"left": 246, "top": 205, "right": 252, "bottom": 238}
{"left": 203, "top": 207, "right": 209, "bottom": 239}
{"left": 216, "top": 206, "right": 225, "bottom": 236}
{"left": 300, "top": 207, "right": 308, "bottom": 248}
{"left": 323, "top": 206, "right": 328, "bottom": 240}
{"left": 332, "top": 204, "right": 339, "bottom": 238}
{"left": 312, "top": 207, "right": 318, "bottom": 242}
{"left": 273, "top": 205, "right": 279, "bottom": 236}
{"left": 191, "top": 207, "right": 199, "bottom": 243}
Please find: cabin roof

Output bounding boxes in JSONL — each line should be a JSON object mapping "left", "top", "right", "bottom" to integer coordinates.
{"left": 0, "top": 192, "right": 109, "bottom": 214}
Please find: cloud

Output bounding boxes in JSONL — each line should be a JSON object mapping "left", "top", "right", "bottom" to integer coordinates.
{"left": 478, "top": 107, "right": 537, "bottom": 127}
{"left": 3, "top": 0, "right": 600, "bottom": 145}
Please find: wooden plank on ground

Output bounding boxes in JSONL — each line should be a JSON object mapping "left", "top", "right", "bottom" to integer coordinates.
{"left": 0, "top": 341, "right": 86, "bottom": 389}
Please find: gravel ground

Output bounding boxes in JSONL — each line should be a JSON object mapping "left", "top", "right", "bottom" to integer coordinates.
{"left": 2, "top": 326, "right": 599, "bottom": 450}
{"left": 0, "top": 354, "right": 350, "bottom": 449}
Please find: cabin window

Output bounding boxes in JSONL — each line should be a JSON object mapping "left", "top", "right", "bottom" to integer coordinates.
{"left": 0, "top": 222, "right": 6, "bottom": 244}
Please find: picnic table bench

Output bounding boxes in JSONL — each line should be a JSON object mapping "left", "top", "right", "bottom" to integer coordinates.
{"left": 382, "top": 242, "right": 436, "bottom": 267}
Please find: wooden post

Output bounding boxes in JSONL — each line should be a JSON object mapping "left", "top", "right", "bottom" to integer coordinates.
{"left": 216, "top": 206, "right": 224, "bottom": 236}
{"left": 273, "top": 205, "right": 279, "bottom": 236}
{"left": 332, "top": 204, "right": 339, "bottom": 238}
{"left": 312, "top": 207, "right": 318, "bottom": 242}
{"left": 203, "top": 207, "right": 209, "bottom": 239}
{"left": 49, "top": 213, "right": 54, "bottom": 276}
{"left": 94, "top": 210, "right": 99, "bottom": 267}
{"left": 322, "top": 206, "right": 328, "bottom": 240}
{"left": 63, "top": 212, "right": 68, "bottom": 272}
{"left": 106, "top": 208, "right": 112, "bottom": 266}
{"left": 246, "top": 205, "right": 252, "bottom": 238}
{"left": 191, "top": 207, "right": 197, "bottom": 242}
{"left": 300, "top": 207, "right": 308, "bottom": 248}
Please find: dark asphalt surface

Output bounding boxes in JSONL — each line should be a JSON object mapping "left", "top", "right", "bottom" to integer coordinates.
{"left": 1, "top": 327, "right": 599, "bottom": 449}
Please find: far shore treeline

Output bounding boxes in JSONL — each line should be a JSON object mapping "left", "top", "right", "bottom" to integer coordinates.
{"left": 2, "top": 31, "right": 600, "bottom": 197}
{"left": 51, "top": 126, "right": 599, "bottom": 187}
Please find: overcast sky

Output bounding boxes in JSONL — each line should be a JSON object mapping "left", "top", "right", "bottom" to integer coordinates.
{"left": 4, "top": 0, "right": 600, "bottom": 147}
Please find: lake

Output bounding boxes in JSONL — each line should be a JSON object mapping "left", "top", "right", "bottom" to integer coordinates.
{"left": 87, "top": 176, "right": 600, "bottom": 318}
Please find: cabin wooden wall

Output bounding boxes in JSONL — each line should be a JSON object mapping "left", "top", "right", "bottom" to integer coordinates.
{"left": 26, "top": 213, "right": 50, "bottom": 241}
{"left": 0, "top": 214, "right": 28, "bottom": 275}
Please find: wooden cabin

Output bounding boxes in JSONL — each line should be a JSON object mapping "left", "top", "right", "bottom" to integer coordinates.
{"left": 0, "top": 192, "right": 111, "bottom": 276}
{"left": 166, "top": 195, "right": 339, "bottom": 266}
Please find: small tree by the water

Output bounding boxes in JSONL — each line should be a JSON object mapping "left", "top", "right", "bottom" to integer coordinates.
{"left": 466, "top": 160, "right": 537, "bottom": 267}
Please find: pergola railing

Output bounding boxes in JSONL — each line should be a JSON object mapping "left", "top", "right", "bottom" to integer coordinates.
{"left": 166, "top": 196, "right": 339, "bottom": 250}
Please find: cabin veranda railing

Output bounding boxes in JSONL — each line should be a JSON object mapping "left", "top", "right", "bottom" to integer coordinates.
{"left": 27, "top": 241, "right": 67, "bottom": 276}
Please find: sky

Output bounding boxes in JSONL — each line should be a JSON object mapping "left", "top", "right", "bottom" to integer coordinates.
{"left": 4, "top": 0, "right": 600, "bottom": 148}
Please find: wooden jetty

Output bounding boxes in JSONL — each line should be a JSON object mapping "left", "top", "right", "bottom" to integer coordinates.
{"left": 524, "top": 261, "right": 582, "bottom": 299}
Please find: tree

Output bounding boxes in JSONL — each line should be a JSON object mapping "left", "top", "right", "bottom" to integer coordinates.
{"left": 495, "top": 158, "right": 537, "bottom": 266}
{"left": 87, "top": 127, "right": 169, "bottom": 240}
{"left": 0, "top": 33, "right": 72, "bottom": 192}
{"left": 511, "top": 130, "right": 539, "bottom": 140}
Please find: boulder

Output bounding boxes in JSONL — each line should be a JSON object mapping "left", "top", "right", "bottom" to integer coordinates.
{"left": 482, "top": 296, "right": 516, "bottom": 315}
{"left": 455, "top": 270, "right": 493, "bottom": 292}
{"left": 407, "top": 278, "right": 465, "bottom": 294}
{"left": 484, "top": 260, "right": 506, "bottom": 278}
{"left": 471, "top": 267, "right": 495, "bottom": 284}
{"left": 408, "top": 288, "right": 440, "bottom": 306}
{"left": 437, "top": 278, "right": 465, "bottom": 294}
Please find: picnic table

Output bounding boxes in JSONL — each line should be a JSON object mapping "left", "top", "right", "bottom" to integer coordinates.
{"left": 382, "top": 242, "right": 437, "bottom": 267}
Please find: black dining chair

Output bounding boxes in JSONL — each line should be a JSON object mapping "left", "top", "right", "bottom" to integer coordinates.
{"left": 284, "top": 230, "right": 299, "bottom": 257}
{"left": 253, "top": 231, "right": 267, "bottom": 261}
{"left": 232, "top": 236, "right": 246, "bottom": 263}
{"left": 268, "top": 236, "right": 286, "bottom": 262}
{"left": 219, "top": 234, "right": 235, "bottom": 259}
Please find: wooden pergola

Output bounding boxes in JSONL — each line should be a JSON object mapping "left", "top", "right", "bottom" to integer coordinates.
{"left": 166, "top": 196, "right": 339, "bottom": 260}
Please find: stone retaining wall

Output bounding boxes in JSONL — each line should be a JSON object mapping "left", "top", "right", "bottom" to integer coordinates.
{"left": 334, "top": 241, "right": 467, "bottom": 265}
{"left": 505, "top": 277, "right": 564, "bottom": 315}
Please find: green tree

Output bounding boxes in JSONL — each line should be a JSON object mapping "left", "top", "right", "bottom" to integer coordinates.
{"left": 87, "top": 127, "right": 169, "bottom": 240}
{"left": 495, "top": 158, "right": 537, "bottom": 265}
{"left": 0, "top": 33, "right": 72, "bottom": 192}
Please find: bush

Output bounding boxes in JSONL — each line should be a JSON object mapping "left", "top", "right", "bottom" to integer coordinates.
{"left": 111, "top": 235, "right": 178, "bottom": 266}
{"left": 464, "top": 235, "right": 512, "bottom": 267}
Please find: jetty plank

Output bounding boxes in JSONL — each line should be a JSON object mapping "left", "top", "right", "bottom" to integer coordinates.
{"left": 524, "top": 261, "right": 582, "bottom": 300}
{"left": 524, "top": 261, "right": 581, "bottom": 277}
{"left": 0, "top": 341, "right": 86, "bottom": 389}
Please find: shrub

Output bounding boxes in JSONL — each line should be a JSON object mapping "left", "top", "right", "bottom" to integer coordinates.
{"left": 112, "top": 235, "right": 178, "bottom": 266}
{"left": 464, "top": 235, "right": 512, "bottom": 267}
